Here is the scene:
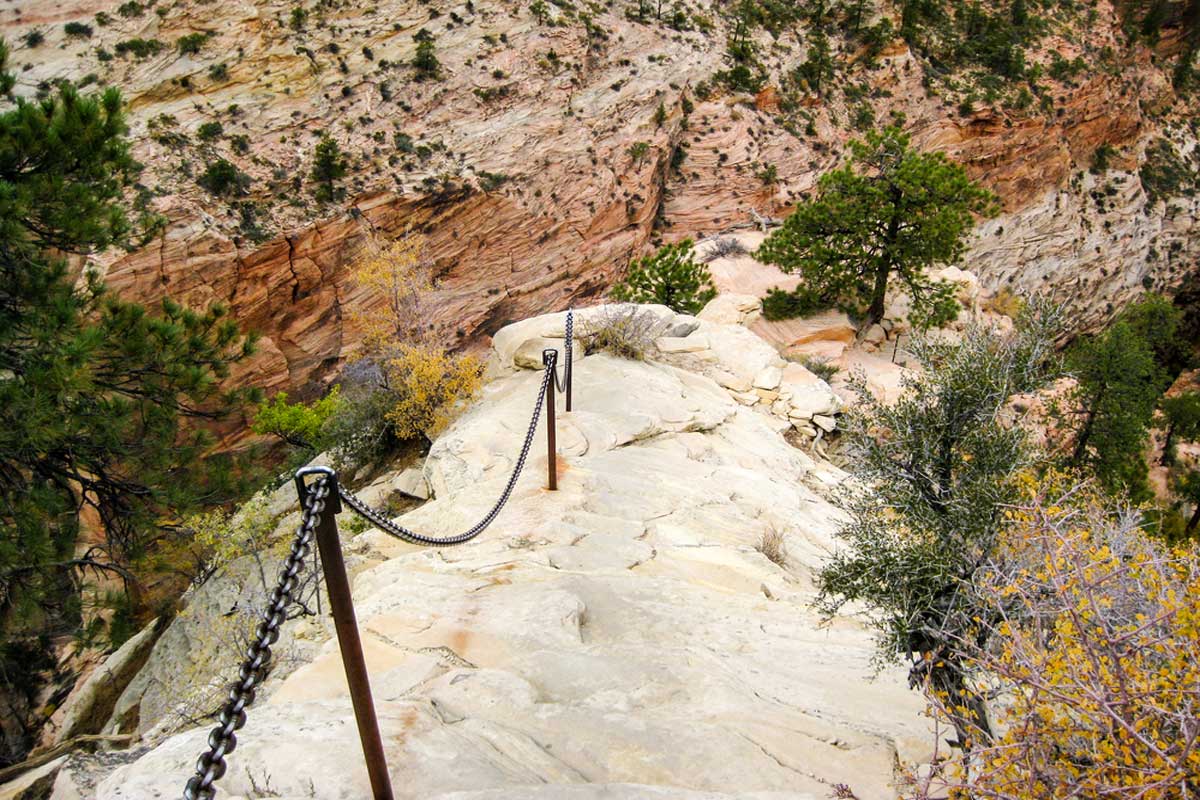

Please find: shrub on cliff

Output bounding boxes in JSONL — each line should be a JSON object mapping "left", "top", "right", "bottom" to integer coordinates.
{"left": 756, "top": 125, "right": 997, "bottom": 329}
{"left": 412, "top": 29, "right": 441, "bottom": 79}
{"left": 198, "top": 158, "right": 250, "bottom": 196}
{"left": 323, "top": 233, "right": 482, "bottom": 466}
{"left": 909, "top": 479, "right": 1200, "bottom": 799}
{"left": 816, "top": 300, "right": 1062, "bottom": 750}
{"left": 611, "top": 239, "right": 717, "bottom": 315}
{"left": 310, "top": 134, "right": 346, "bottom": 202}
{"left": 252, "top": 386, "right": 343, "bottom": 453}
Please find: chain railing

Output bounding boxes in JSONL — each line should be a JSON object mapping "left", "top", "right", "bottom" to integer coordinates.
{"left": 182, "top": 309, "right": 574, "bottom": 800}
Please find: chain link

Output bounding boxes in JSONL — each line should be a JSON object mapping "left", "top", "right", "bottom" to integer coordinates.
{"left": 340, "top": 364, "right": 552, "bottom": 546}
{"left": 182, "top": 478, "right": 330, "bottom": 800}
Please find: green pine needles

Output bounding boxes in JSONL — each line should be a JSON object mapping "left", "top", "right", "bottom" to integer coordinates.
{"left": 611, "top": 239, "right": 717, "bottom": 315}
{"left": 0, "top": 38, "right": 257, "bottom": 731}
{"left": 755, "top": 125, "right": 997, "bottom": 329}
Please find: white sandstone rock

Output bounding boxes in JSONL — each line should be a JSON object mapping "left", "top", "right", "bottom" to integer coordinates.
{"left": 96, "top": 307, "right": 929, "bottom": 800}
{"left": 656, "top": 335, "right": 709, "bottom": 353}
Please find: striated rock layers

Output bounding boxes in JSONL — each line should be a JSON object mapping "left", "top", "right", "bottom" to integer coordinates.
{"left": 77, "top": 307, "right": 928, "bottom": 799}
{"left": 4, "top": 0, "right": 1198, "bottom": 401}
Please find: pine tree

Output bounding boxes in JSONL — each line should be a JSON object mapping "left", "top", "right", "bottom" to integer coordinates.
{"left": 411, "top": 29, "right": 440, "bottom": 79}
{"left": 611, "top": 239, "right": 717, "bottom": 314}
{"left": 1159, "top": 392, "right": 1200, "bottom": 466}
{"left": 755, "top": 126, "right": 997, "bottom": 329}
{"left": 1065, "top": 321, "right": 1161, "bottom": 502}
{"left": 0, "top": 39, "right": 256, "bottom": 754}
{"left": 310, "top": 134, "right": 346, "bottom": 202}
{"left": 817, "top": 302, "right": 1062, "bottom": 751}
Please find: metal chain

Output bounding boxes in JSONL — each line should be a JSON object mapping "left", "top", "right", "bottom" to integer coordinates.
{"left": 182, "top": 478, "right": 330, "bottom": 800}
{"left": 340, "top": 309, "right": 573, "bottom": 547}
{"left": 339, "top": 363, "right": 552, "bottom": 546}
{"left": 553, "top": 309, "right": 573, "bottom": 394}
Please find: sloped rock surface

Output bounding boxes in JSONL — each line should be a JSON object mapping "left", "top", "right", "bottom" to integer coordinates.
{"left": 95, "top": 320, "right": 927, "bottom": 800}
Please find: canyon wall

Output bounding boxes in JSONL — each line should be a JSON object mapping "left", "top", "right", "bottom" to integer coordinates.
{"left": 4, "top": 0, "right": 1197, "bottom": 401}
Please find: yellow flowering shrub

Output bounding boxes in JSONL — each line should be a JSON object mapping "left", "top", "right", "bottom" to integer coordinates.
{"left": 911, "top": 472, "right": 1200, "bottom": 799}
{"left": 381, "top": 343, "right": 482, "bottom": 441}
{"left": 330, "top": 230, "right": 481, "bottom": 454}
{"left": 347, "top": 230, "right": 429, "bottom": 354}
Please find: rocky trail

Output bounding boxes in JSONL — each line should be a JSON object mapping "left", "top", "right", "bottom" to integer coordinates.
{"left": 39, "top": 305, "right": 930, "bottom": 799}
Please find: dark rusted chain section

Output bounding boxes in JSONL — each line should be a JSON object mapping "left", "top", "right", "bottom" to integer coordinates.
{"left": 182, "top": 478, "right": 330, "bottom": 800}
{"left": 339, "top": 363, "right": 552, "bottom": 546}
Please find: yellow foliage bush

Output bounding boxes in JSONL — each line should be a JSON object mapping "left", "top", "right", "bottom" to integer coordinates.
{"left": 347, "top": 230, "right": 429, "bottom": 354}
{"left": 912, "top": 472, "right": 1200, "bottom": 799}
{"left": 381, "top": 343, "right": 482, "bottom": 441}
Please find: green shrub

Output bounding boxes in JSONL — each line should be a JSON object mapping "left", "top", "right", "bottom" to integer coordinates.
{"left": 1140, "top": 138, "right": 1196, "bottom": 204}
{"left": 761, "top": 285, "right": 830, "bottom": 320}
{"left": 412, "top": 30, "right": 440, "bottom": 78}
{"left": 251, "top": 386, "right": 342, "bottom": 450}
{"left": 21, "top": 30, "right": 44, "bottom": 48}
{"left": 64, "top": 22, "right": 93, "bottom": 38}
{"left": 611, "top": 239, "right": 717, "bottom": 314}
{"left": 115, "top": 38, "right": 164, "bottom": 58}
{"left": 177, "top": 32, "right": 209, "bottom": 55}
{"left": 117, "top": 1, "right": 145, "bottom": 17}
{"left": 197, "top": 121, "right": 224, "bottom": 141}
{"left": 197, "top": 159, "right": 250, "bottom": 196}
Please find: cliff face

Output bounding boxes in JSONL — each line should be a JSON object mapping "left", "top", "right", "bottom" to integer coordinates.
{"left": 4, "top": 0, "right": 1198, "bottom": 399}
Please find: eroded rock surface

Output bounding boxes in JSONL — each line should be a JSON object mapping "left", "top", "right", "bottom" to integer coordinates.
{"left": 93, "top": 310, "right": 926, "bottom": 800}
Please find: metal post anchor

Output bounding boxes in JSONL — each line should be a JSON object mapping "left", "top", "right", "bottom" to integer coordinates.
{"left": 542, "top": 349, "right": 558, "bottom": 491}
{"left": 295, "top": 467, "right": 395, "bottom": 800}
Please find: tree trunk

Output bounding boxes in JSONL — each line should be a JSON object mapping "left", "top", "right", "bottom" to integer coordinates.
{"left": 1071, "top": 395, "right": 1101, "bottom": 464}
{"left": 1162, "top": 422, "right": 1176, "bottom": 467}
{"left": 866, "top": 260, "right": 889, "bottom": 327}
{"left": 867, "top": 193, "right": 902, "bottom": 328}
{"left": 1187, "top": 502, "right": 1200, "bottom": 534}
{"left": 919, "top": 658, "right": 993, "bottom": 752}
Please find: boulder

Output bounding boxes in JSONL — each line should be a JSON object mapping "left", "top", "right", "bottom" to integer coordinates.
{"left": 696, "top": 294, "right": 762, "bottom": 326}
{"left": 394, "top": 467, "right": 431, "bottom": 500}
{"left": 52, "top": 620, "right": 165, "bottom": 743}
{"left": 752, "top": 366, "right": 782, "bottom": 390}
{"left": 778, "top": 363, "right": 841, "bottom": 420}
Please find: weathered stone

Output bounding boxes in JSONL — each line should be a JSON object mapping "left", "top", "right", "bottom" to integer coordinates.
{"left": 696, "top": 294, "right": 762, "bottom": 326}
{"left": 730, "top": 391, "right": 760, "bottom": 406}
{"left": 752, "top": 366, "right": 782, "bottom": 390}
{"left": 779, "top": 364, "right": 841, "bottom": 419}
{"left": 863, "top": 325, "right": 887, "bottom": 345}
{"left": 52, "top": 621, "right": 164, "bottom": 744}
{"left": 394, "top": 467, "right": 431, "bottom": 500}
{"left": 812, "top": 414, "right": 838, "bottom": 433}
{"left": 513, "top": 337, "right": 565, "bottom": 370}
{"left": 656, "top": 335, "right": 709, "bottom": 354}
{"left": 711, "top": 369, "right": 752, "bottom": 393}
{"left": 96, "top": 309, "right": 928, "bottom": 800}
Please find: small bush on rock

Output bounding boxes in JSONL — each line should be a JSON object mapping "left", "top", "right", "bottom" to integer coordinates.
{"left": 581, "top": 305, "right": 660, "bottom": 360}
{"left": 611, "top": 239, "right": 716, "bottom": 315}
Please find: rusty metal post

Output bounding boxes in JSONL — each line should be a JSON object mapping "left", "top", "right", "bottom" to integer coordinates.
{"left": 297, "top": 470, "right": 395, "bottom": 800}
{"left": 542, "top": 349, "right": 558, "bottom": 491}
